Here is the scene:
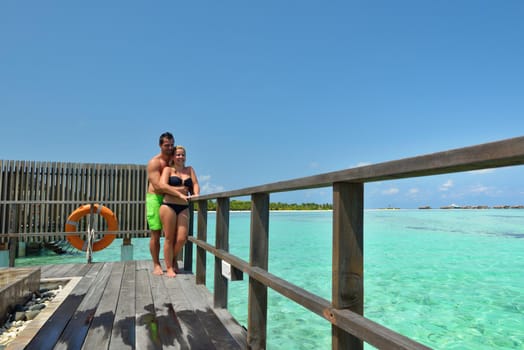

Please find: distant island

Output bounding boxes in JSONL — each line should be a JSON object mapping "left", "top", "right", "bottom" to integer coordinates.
{"left": 193, "top": 200, "right": 524, "bottom": 211}
{"left": 418, "top": 205, "right": 524, "bottom": 209}
{"left": 195, "top": 200, "right": 333, "bottom": 211}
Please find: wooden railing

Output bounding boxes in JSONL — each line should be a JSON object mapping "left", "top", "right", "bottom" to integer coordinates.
{"left": 187, "top": 136, "right": 524, "bottom": 350}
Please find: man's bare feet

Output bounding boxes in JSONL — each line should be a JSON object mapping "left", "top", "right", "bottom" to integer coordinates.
{"left": 153, "top": 264, "right": 164, "bottom": 275}
{"left": 166, "top": 268, "right": 176, "bottom": 278}
{"left": 173, "top": 260, "right": 180, "bottom": 273}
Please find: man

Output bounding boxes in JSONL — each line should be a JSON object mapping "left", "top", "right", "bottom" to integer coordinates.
{"left": 146, "top": 132, "right": 185, "bottom": 275}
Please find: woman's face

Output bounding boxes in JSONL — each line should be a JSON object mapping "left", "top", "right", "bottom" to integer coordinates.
{"left": 174, "top": 148, "right": 186, "bottom": 163}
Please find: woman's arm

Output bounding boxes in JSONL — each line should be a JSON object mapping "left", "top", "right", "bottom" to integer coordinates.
{"left": 189, "top": 166, "right": 200, "bottom": 196}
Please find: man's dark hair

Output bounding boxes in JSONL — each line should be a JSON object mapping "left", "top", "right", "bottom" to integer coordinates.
{"left": 159, "top": 132, "right": 174, "bottom": 146}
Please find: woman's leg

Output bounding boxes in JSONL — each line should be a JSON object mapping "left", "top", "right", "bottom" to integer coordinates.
{"left": 172, "top": 209, "right": 189, "bottom": 270}
{"left": 159, "top": 204, "right": 177, "bottom": 277}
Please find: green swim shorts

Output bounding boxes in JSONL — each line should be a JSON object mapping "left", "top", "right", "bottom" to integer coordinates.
{"left": 146, "top": 193, "right": 164, "bottom": 231}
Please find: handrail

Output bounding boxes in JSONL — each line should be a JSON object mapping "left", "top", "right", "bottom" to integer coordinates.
{"left": 196, "top": 136, "right": 524, "bottom": 199}
{"left": 188, "top": 136, "right": 524, "bottom": 349}
{"left": 0, "top": 230, "right": 150, "bottom": 238}
{"left": 0, "top": 200, "right": 146, "bottom": 204}
{"left": 189, "top": 237, "right": 431, "bottom": 350}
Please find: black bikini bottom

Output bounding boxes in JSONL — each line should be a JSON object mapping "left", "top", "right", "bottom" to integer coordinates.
{"left": 162, "top": 202, "right": 189, "bottom": 215}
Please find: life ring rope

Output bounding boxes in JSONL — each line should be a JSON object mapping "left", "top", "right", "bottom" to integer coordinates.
{"left": 65, "top": 204, "right": 118, "bottom": 252}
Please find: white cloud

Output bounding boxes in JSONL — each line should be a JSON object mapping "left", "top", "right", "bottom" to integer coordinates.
{"left": 198, "top": 175, "right": 225, "bottom": 194}
{"left": 382, "top": 187, "right": 399, "bottom": 195}
{"left": 439, "top": 179, "right": 453, "bottom": 191}
{"left": 468, "top": 184, "right": 501, "bottom": 196}
{"left": 470, "top": 184, "right": 490, "bottom": 193}
{"left": 408, "top": 188, "right": 419, "bottom": 195}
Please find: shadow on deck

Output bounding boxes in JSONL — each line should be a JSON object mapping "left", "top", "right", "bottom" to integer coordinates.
{"left": 6, "top": 260, "right": 247, "bottom": 350}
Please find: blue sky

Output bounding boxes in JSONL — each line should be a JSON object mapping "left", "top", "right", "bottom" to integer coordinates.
{"left": 1, "top": 1, "right": 523, "bottom": 208}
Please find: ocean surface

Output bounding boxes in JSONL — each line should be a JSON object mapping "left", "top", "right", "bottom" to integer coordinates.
{"left": 15, "top": 210, "right": 524, "bottom": 349}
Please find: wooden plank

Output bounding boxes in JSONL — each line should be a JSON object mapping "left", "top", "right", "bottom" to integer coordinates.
{"left": 40, "top": 162, "right": 48, "bottom": 242}
{"left": 183, "top": 205, "right": 194, "bottom": 272}
{"left": 135, "top": 262, "right": 161, "bottom": 350}
{"left": 125, "top": 165, "right": 131, "bottom": 234}
{"left": 21, "top": 161, "right": 29, "bottom": 242}
{"left": 196, "top": 201, "right": 208, "bottom": 285}
{"left": 6, "top": 161, "right": 16, "bottom": 243}
{"left": 194, "top": 136, "right": 524, "bottom": 200}
{"left": 54, "top": 262, "right": 113, "bottom": 349}
{"left": 163, "top": 274, "right": 217, "bottom": 349}
{"left": 108, "top": 260, "right": 136, "bottom": 350}
{"left": 332, "top": 182, "right": 364, "bottom": 350}
{"left": 66, "top": 262, "right": 93, "bottom": 277}
{"left": 46, "top": 162, "right": 53, "bottom": 241}
{"left": 248, "top": 193, "right": 269, "bottom": 349}
{"left": 9, "top": 161, "right": 22, "bottom": 266}
{"left": 148, "top": 271, "right": 191, "bottom": 349}
{"left": 39, "top": 263, "right": 79, "bottom": 279}
{"left": 0, "top": 160, "right": 5, "bottom": 242}
{"left": 27, "top": 161, "right": 36, "bottom": 243}
{"left": 214, "top": 198, "right": 229, "bottom": 309}
{"left": 176, "top": 274, "right": 244, "bottom": 349}
{"left": 82, "top": 262, "right": 125, "bottom": 349}
{"left": 25, "top": 263, "right": 103, "bottom": 349}
{"left": 194, "top": 284, "right": 247, "bottom": 349}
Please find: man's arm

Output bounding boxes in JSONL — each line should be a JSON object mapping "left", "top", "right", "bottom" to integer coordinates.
{"left": 147, "top": 158, "right": 186, "bottom": 198}
{"left": 160, "top": 166, "right": 188, "bottom": 199}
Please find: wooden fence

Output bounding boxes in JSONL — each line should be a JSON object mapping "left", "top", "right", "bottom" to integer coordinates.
{"left": 0, "top": 160, "right": 148, "bottom": 248}
{"left": 188, "top": 136, "right": 524, "bottom": 349}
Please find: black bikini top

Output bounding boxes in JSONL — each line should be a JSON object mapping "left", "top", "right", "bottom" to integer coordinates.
{"left": 168, "top": 176, "right": 193, "bottom": 188}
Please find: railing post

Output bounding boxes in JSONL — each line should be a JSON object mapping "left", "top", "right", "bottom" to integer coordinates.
{"left": 184, "top": 202, "right": 195, "bottom": 272}
{"left": 196, "top": 200, "right": 208, "bottom": 285}
{"left": 214, "top": 197, "right": 230, "bottom": 308}
{"left": 248, "top": 193, "right": 269, "bottom": 349}
{"left": 121, "top": 236, "right": 133, "bottom": 261}
{"left": 9, "top": 237, "right": 17, "bottom": 267}
{"left": 332, "top": 182, "right": 364, "bottom": 350}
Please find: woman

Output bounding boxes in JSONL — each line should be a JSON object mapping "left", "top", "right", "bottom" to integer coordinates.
{"left": 159, "top": 145, "right": 200, "bottom": 277}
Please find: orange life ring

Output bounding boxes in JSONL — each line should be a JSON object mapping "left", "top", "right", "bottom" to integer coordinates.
{"left": 65, "top": 204, "right": 118, "bottom": 251}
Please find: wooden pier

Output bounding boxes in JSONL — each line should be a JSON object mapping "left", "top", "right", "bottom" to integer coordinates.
{"left": 2, "top": 136, "right": 524, "bottom": 349}
{"left": 5, "top": 260, "right": 247, "bottom": 350}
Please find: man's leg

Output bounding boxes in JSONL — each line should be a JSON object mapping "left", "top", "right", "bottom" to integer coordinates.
{"left": 146, "top": 193, "right": 164, "bottom": 275}
{"left": 150, "top": 229, "right": 163, "bottom": 275}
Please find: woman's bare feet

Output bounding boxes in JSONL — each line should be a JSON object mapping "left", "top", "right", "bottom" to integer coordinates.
{"left": 166, "top": 268, "right": 177, "bottom": 278}
{"left": 153, "top": 264, "right": 164, "bottom": 275}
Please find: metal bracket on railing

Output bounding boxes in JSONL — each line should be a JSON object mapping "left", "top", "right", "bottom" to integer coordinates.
{"left": 86, "top": 203, "right": 95, "bottom": 263}
{"left": 86, "top": 226, "right": 94, "bottom": 263}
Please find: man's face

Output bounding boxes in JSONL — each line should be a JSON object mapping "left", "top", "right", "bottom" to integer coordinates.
{"left": 160, "top": 138, "right": 174, "bottom": 156}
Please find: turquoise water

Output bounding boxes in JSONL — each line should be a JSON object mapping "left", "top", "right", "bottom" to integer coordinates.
{"left": 15, "top": 210, "right": 524, "bottom": 349}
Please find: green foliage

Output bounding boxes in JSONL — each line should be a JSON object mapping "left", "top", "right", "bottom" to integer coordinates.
{"left": 192, "top": 200, "right": 332, "bottom": 211}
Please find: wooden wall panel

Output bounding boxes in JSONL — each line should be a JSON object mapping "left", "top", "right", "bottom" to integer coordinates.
{"left": 0, "top": 161, "right": 149, "bottom": 243}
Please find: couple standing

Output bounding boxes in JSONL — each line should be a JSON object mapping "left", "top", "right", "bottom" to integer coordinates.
{"left": 146, "top": 132, "right": 200, "bottom": 277}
